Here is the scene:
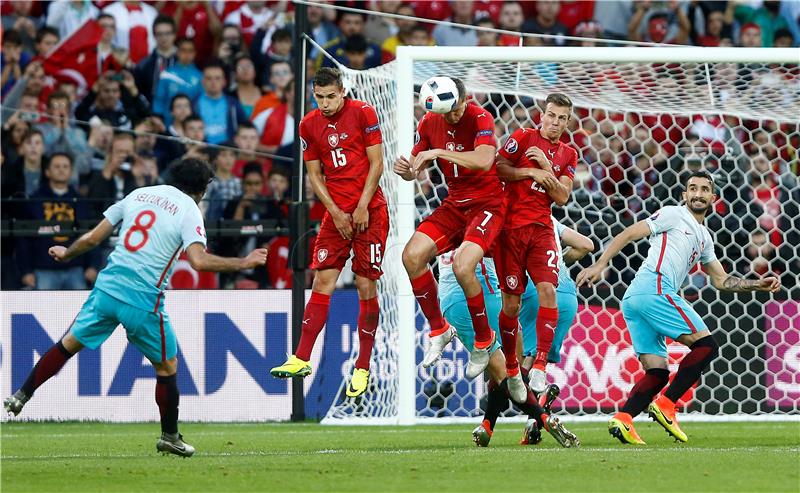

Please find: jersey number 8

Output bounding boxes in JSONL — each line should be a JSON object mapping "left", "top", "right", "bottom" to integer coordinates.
{"left": 124, "top": 210, "right": 156, "bottom": 252}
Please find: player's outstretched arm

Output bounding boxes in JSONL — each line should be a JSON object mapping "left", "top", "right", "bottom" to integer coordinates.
{"left": 185, "top": 243, "right": 268, "bottom": 272}
{"left": 306, "top": 159, "right": 353, "bottom": 240}
{"left": 353, "top": 143, "right": 384, "bottom": 233}
{"left": 705, "top": 259, "right": 781, "bottom": 293}
{"left": 576, "top": 220, "right": 651, "bottom": 287}
{"left": 496, "top": 155, "right": 528, "bottom": 182}
{"left": 49, "top": 219, "right": 116, "bottom": 263}
{"left": 413, "top": 144, "right": 495, "bottom": 172}
{"left": 561, "top": 227, "right": 594, "bottom": 265}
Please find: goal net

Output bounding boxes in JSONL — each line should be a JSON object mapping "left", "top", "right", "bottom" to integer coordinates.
{"left": 323, "top": 47, "right": 800, "bottom": 424}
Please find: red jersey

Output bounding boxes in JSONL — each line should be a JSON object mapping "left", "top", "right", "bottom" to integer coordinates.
{"left": 411, "top": 102, "right": 500, "bottom": 202}
{"left": 498, "top": 127, "right": 577, "bottom": 229}
{"left": 299, "top": 98, "right": 386, "bottom": 213}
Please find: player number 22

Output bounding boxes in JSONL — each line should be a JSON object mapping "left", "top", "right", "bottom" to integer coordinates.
{"left": 124, "top": 210, "right": 156, "bottom": 252}
{"left": 546, "top": 249, "right": 558, "bottom": 268}
{"left": 330, "top": 148, "right": 347, "bottom": 167}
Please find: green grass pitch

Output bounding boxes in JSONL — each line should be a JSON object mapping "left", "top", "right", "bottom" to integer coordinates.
{"left": 2, "top": 421, "right": 798, "bottom": 492}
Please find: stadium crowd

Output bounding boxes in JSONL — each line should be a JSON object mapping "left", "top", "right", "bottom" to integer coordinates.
{"left": 1, "top": 0, "right": 798, "bottom": 291}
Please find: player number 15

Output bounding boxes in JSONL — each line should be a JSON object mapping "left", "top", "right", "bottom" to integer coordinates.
{"left": 331, "top": 148, "right": 347, "bottom": 167}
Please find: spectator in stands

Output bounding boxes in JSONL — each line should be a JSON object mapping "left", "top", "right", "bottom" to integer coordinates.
{"left": 432, "top": 0, "right": 478, "bottom": 46}
{"left": 253, "top": 78, "right": 295, "bottom": 161}
{"left": 307, "top": 3, "right": 340, "bottom": 60}
{"left": 18, "top": 152, "right": 98, "bottom": 290}
{"left": 224, "top": 1, "right": 283, "bottom": 48}
{"left": 254, "top": 28, "right": 292, "bottom": 90}
{"left": 160, "top": 113, "right": 205, "bottom": 165}
{"left": 266, "top": 166, "right": 290, "bottom": 204}
{"left": 522, "top": 0, "right": 569, "bottom": 45}
{"left": 573, "top": 20, "right": 605, "bottom": 46}
{"left": 737, "top": 229, "right": 779, "bottom": 278}
{"left": 318, "top": 12, "right": 382, "bottom": 69}
{"left": 86, "top": 132, "right": 138, "bottom": 218}
{"left": 340, "top": 34, "right": 373, "bottom": 70}
{"left": 95, "top": 14, "right": 118, "bottom": 74}
{"left": 365, "top": 0, "right": 401, "bottom": 46}
{"left": 167, "top": 94, "right": 193, "bottom": 137}
{"left": 628, "top": 1, "right": 690, "bottom": 44}
{"left": 46, "top": 0, "right": 99, "bottom": 40}
{"left": 2, "top": 1, "right": 41, "bottom": 54}
{"left": 2, "top": 30, "right": 31, "bottom": 97}
{"left": 476, "top": 17, "right": 500, "bottom": 46}
{"left": 692, "top": 7, "right": 731, "bottom": 47}
{"left": 738, "top": 22, "right": 763, "bottom": 48}
{"left": 251, "top": 61, "right": 292, "bottom": 117}
{"left": 497, "top": 1, "right": 525, "bottom": 46}
{"left": 232, "top": 122, "right": 264, "bottom": 177}
{"left": 75, "top": 72, "right": 150, "bottom": 131}
{"left": 14, "top": 129, "right": 46, "bottom": 196}
{"left": 1, "top": 117, "right": 31, "bottom": 165}
{"left": 773, "top": 28, "right": 794, "bottom": 48}
{"left": 171, "top": 1, "right": 222, "bottom": 66}
{"left": 205, "top": 145, "right": 242, "bottom": 222}
{"left": 231, "top": 55, "right": 262, "bottom": 118}
{"left": 84, "top": 118, "right": 114, "bottom": 175}
{"left": 134, "top": 15, "right": 177, "bottom": 104}
{"left": 34, "top": 26, "right": 60, "bottom": 57}
{"left": 382, "top": 3, "right": 425, "bottom": 57}
{"left": 102, "top": 1, "right": 158, "bottom": 65}
{"left": 558, "top": 0, "right": 594, "bottom": 34}
{"left": 1, "top": 61, "right": 45, "bottom": 126}
{"left": 731, "top": 0, "right": 789, "bottom": 47}
{"left": 592, "top": 0, "right": 634, "bottom": 40}
{"left": 196, "top": 61, "right": 248, "bottom": 145}
{"left": 217, "top": 24, "right": 248, "bottom": 69}
{"left": 36, "top": 91, "right": 91, "bottom": 186}
{"left": 131, "top": 153, "right": 160, "bottom": 188}
{"left": 152, "top": 38, "right": 202, "bottom": 125}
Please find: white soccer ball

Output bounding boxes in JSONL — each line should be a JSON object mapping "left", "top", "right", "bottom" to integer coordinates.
{"left": 419, "top": 76, "right": 459, "bottom": 114}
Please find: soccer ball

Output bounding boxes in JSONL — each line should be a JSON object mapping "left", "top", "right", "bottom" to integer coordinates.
{"left": 419, "top": 76, "right": 459, "bottom": 114}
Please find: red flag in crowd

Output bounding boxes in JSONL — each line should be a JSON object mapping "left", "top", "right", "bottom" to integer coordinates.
{"left": 40, "top": 19, "right": 104, "bottom": 95}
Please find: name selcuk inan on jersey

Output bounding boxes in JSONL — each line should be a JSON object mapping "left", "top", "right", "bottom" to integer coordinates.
{"left": 133, "top": 192, "right": 180, "bottom": 216}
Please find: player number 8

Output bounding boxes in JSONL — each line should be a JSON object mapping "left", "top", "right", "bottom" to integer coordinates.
{"left": 124, "top": 210, "right": 156, "bottom": 252}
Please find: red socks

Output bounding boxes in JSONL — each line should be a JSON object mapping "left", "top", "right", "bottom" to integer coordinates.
{"left": 20, "top": 340, "right": 73, "bottom": 396}
{"left": 410, "top": 269, "right": 447, "bottom": 335}
{"left": 467, "top": 292, "right": 493, "bottom": 346}
{"left": 355, "top": 297, "right": 380, "bottom": 370}
{"left": 294, "top": 291, "right": 331, "bottom": 361}
{"left": 533, "top": 306, "right": 558, "bottom": 370}
{"left": 498, "top": 310, "right": 519, "bottom": 371}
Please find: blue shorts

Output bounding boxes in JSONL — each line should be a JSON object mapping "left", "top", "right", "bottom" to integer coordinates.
{"left": 442, "top": 291, "right": 503, "bottom": 353}
{"left": 519, "top": 289, "right": 579, "bottom": 363}
{"left": 621, "top": 292, "right": 707, "bottom": 358}
{"left": 70, "top": 289, "right": 177, "bottom": 363}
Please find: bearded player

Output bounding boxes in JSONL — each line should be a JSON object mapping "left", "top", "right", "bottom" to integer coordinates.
{"left": 577, "top": 171, "right": 781, "bottom": 444}
{"left": 494, "top": 93, "right": 577, "bottom": 396}
{"left": 270, "top": 68, "right": 388, "bottom": 398}
{"left": 394, "top": 77, "right": 505, "bottom": 379}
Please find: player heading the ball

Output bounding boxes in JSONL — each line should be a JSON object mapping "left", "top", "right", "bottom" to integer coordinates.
{"left": 3, "top": 158, "right": 269, "bottom": 457}
{"left": 394, "top": 76, "right": 505, "bottom": 379}
{"left": 270, "top": 68, "right": 388, "bottom": 399}
{"left": 577, "top": 170, "right": 781, "bottom": 445}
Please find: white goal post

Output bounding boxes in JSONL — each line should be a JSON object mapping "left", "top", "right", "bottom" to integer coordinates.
{"left": 323, "top": 46, "right": 800, "bottom": 425}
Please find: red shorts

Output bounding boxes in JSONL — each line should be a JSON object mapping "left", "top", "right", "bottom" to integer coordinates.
{"left": 494, "top": 222, "right": 559, "bottom": 294}
{"left": 311, "top": 205, "right": 389, "bottom": 280}
{"left": 417, "top": 195, "right": 506, "bottom": 254}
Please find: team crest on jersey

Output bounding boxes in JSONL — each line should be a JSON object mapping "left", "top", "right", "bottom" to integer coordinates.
{"left": 505, "top": 138, "right": 518, "bottom": 154}
{"left": 300, "top": 137, "right": 307, "bottom": 151}
{"left": 506, "top": 275, "right": 519, "bottom": 289}
{"left": 317, "top": 249, "right": 328, "bottom": 262}
{"left": 328, "top": 133, "right": 339, "bottom": 147}
{"left": 446, "top": 142, "right": 455, "bottom": 151}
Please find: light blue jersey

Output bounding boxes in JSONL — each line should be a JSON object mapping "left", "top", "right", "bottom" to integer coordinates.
{"left": 97, "top": 185, "right": 207, "bottom": 311}
{"left": 438, "top": 252, "right": 502, "bottom": 352}
{"left": 520, "top": 217, "right": 579, "bottom": 362}
{"left": 622, "top": 205, "right": 715, "bottom": 357}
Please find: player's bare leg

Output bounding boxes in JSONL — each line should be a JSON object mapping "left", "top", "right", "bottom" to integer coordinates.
{"left": 454, "top": 241, "right": 496, "bottom": 379}
{"left": 271, "top": 269, "right": 339, "bottom": 378}
{"left": 347, "top": 275, "right": 380, "bottom": 397}
{"left": 529, "top": 282, "right": 558, "bottom": 393}
{"left": 153, "top": 357, "right": 194, "bottom": 457}
{"left": 498, "top": 292, "right": 526, "bottom": 403}
{"left": 403, "top": 232, "right": 455, "bottom": 367}
{"left": 4, "top": 333, "right": 82, "bottom": 416}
